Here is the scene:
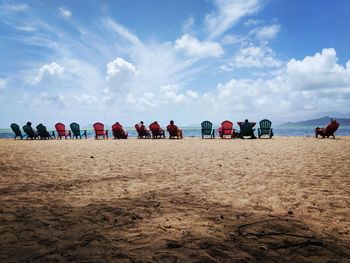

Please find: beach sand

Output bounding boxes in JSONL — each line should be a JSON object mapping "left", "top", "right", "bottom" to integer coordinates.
{"left": 0, "top": 137, "right": 350, "bottom": 262}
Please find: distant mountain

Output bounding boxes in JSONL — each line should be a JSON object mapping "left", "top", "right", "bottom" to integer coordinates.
{"left": 279, "top": 116, "right": 350, "bottom": 127}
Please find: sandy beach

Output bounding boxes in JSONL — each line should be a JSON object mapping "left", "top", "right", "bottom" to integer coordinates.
{"left": 0, "top": 137, "right": 350, "bottom": 262}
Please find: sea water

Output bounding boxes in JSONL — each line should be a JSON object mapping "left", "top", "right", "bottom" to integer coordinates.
{"left": 1, "top": 126, "right": 350, "bottom": 139}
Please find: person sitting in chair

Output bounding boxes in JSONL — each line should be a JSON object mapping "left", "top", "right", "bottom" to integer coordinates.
{"left": 26, "top": 122, "right": 39, "bottom": 136}
{"left": 138, "top": 121, "right": 150, "bottom": 137}
{"left": 315, "top": 118, "right": 340, "bottom": 138}
{"left": 239, "top": 119, "right": 257, "bottom": 139}
{"left": 166, "top": 120, "right": 183, "bottom": 138}
{"left": 112, "top": 122, "right": 128, "bottom": 139}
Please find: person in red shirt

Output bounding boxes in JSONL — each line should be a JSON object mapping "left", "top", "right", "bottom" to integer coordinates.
{"left": 166, "top": 120, "right": 183, "bottom": 138}
{"left": 315, "top": 118, "right": 340, "bottom": 138}
{"left": 112, "top": 122, "right": 128, "bottom": 139}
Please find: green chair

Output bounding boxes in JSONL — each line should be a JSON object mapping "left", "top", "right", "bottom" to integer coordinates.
{"left": 36, "top": 124, "right": 55, "bottom": 139}
{"left": 201, "top": 121, "right": 215, "bottom": 138}
{"left": 258, "top": 119, "right": 273, "bottom": 138}
{"left": 10, "top": 123, "right": 24, "bottom": 139}
{"left": 70, "top": 122, "right": 87, "bottom": 139}
{"left": 238, "top": 122, "right": 256, "bottom": 139}
{"left": 23, "top": 125, "right": 38, "bottom": 139}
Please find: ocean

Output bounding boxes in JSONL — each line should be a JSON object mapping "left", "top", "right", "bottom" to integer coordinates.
{"left": 1, "top": 126, "right": 350, "bottom": 139}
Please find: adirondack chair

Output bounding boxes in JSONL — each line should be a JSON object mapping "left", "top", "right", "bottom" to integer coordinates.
{"left": 219, "top": 120, "right": 235, "bottom": 139}
{"left": 135, "top": 124, "right": 151, "bottom": 138}
{"left": 315, "top": 120, "right": 340, "bottom": 139}
{"left": 201, "top": 121, "right": 215, "bottom": 139}
{"left": 23, "top": 125, "right": 38, "bottom": 139}
{"left": 112, "top": 123, "right": 128, "bottom": 139}
{"left": 70, "top": 123, "right": 87, "bottom": 139}
{"left": 258, "top": 119, "right": 273, "bottom": 138}
{"left": 10, "top": 123, "right": 24, "bottom": 139}
{"left": 55, "top": 123, "right": 71, "bottom": 139}
{"left": 36, "top": 124, "right": 55, "bottom": 139}
{"left": 166, "top": 124, "right": 183, "bottom": 139}
{"left": 238, "top": 121, "right": 257, "bottom": 139}
{"left": 93, "top": 122, "right": 108, "bottom": 139}
{"left": 149, "top": 122, "right": 165, "bottom": 139}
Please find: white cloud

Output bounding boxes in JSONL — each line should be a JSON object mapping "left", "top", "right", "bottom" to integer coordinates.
{"left": 250, "top": 24, "right": 280, "bottom": 41}
{"left": 34, "top": 62, "right": 65, "bottom": 83}
{"left": 74, "top": 93, "right": 98, "bottom": 105}
{"left": 205, "top": 0, "right": 261, "bottom": 39}
{"left": 106, "top": 57, "right": 138, "bottom": 82}
{"left": 39, "top": 92, "right": 65, "bottom": 105}
{"left": 175, "top": 34, "right": 224, "bottom": 58}
{"left": 59, "top": 7, "right": 72, "bottom": 19}
{"left": 221, "top": 34, "right": 241, "bottom": 45}
{"left": 1, "top": 3, "right": 28, "bottom": 12}
{"left": 182, "top": 16, "right": 195, "bottom": 34}
{"left": 103, "top": 17, "right": 141, "bottom": 46}
{"left": 15, "top": 24, "right": 36, "bottom": 32}
{"left": 244, "top": 18, "right": 263, "bottom": 26}
{"left": 228, "top": 44, "right": 282, "bottom": 68}
{"left": 124, "top": 85, "right": 200, "bottom": 110}
{"left": 186, "top": 89, "right": 199, "bottom": 99}
{"left": 286, "top": 48, "right": 350, "bottom": 90}
{"left": 125, "top": 93, "right": 158, "bottom": 110}
{"left": 160, "top": 84, "right": 178, "bottom": 92}
{"left": 0, "top": 79, "right": 6, "bottom": 90}
{"left": 214, "top": 48, "right": 350, "bottom": 121}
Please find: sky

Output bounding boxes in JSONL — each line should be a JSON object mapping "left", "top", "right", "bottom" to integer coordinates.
{"left": 1, "top": 0, "right": 350, "bottom": 128}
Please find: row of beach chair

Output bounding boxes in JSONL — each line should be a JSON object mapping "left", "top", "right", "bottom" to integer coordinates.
{"left": 11, "top": 122, "right": 87, "bottom": 140}
{"left": 201, "top": 119, "right": 273, "bottom": 139}
{"left": 10, "top": 120, "right": 274, "bottom": 140}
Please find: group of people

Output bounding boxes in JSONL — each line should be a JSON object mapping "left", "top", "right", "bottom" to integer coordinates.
{"left": 21, "top": 118, "right": 340, "bottom": 140}
{"left": 23, "top": 122, "right": 51, "bottom": 138}
{"left": 217, "top": 119, "right": 257, "bottom": 139}
{"left": 112, "top": 120, "right": 183, "bottom": 139}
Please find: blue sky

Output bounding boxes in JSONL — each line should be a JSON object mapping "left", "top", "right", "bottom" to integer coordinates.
{"left": 1, "top": 0, "right": 350, "bottom": 128}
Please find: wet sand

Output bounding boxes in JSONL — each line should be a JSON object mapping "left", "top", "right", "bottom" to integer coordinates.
{"left": 0, "top": 137, "right": 350, "bottom": 262}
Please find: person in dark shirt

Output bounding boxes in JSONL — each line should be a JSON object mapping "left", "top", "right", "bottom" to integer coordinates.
{"left": 238, "top": 119, "right": 257, "bottom": 139}
{"left": 26, "top": 121, "right": 39, "bottom": 137}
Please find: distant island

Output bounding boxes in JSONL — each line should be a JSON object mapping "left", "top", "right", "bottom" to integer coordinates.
{"left": 279, "top": 116, "right": 350, "bottom": 127}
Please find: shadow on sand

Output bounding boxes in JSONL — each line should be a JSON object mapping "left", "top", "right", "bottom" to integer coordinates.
{"left": 1, "top": 191, "right": 350, "bottom": 262}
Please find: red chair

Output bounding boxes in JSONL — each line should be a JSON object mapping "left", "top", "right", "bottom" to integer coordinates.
{"left": 135, "top": 124, "right": 150, "bottom": 138}
{"left": 112, "top": 123, "right": 128, "bottom": 139}
{"left": 149, "top": 122, "right": 165, "bottom": 139}
{"left": 55, "top": 123, "right": 71, "bottom": 139}
{"left": 166, "top": 124, "right": 182, "bottom": 139}
{"left": 315, "top": 121, "right": 340, "bottom": 139}
{"left": 219, "top": 120, "right": 235, "bottom": 139}
{"left": 93, "top": 122, "right": 108, "bottom": 139}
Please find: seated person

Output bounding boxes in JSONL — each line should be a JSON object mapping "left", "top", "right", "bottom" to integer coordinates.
{"left": 112, "top": 122, "right": 128, "bottom": 139}
{"left": 166, "top": 120, "right": 183, "bottom": 138}
{"left": 136, "top": 121, "right": 151, "bottom": 137}
{"left": 25, "top": 121, "right": 39, "bottom": 137}
{"left": 315, "top": 118, "right": 340, "bottom": 138}
{"left": 238, "top": 119, "right": 257, "bottom": 139}
{"left": 36, "top": 123, "right": 51, "bottom": 138}
{"left": 149, "top": 121, "right": 165, "bottom": 137}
